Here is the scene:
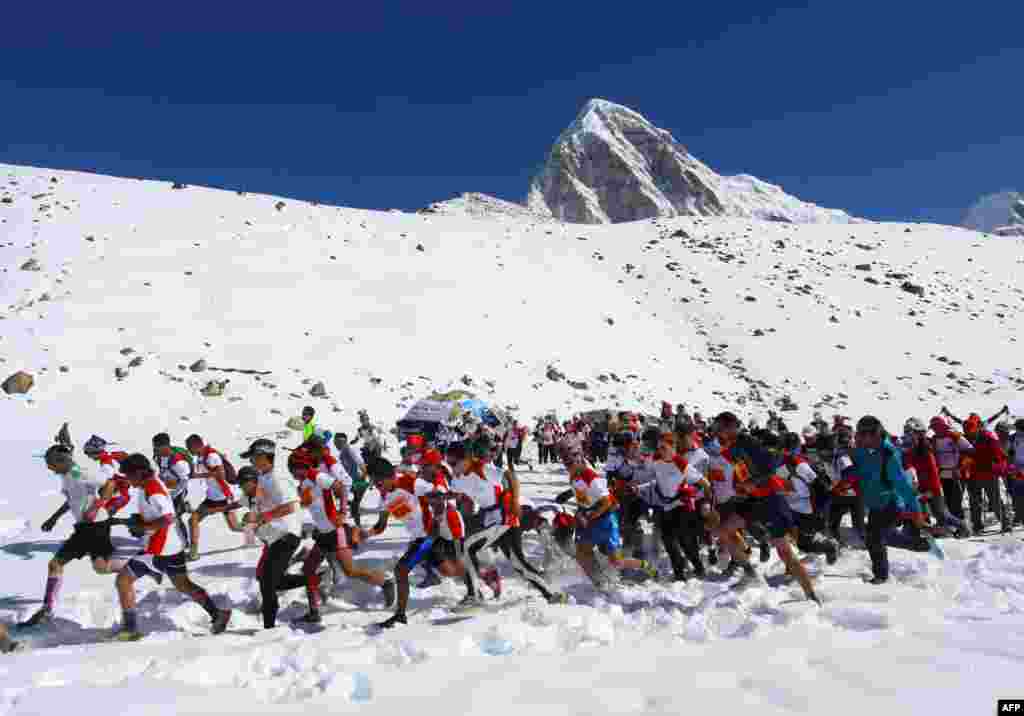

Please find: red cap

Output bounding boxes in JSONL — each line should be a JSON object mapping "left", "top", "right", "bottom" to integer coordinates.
{"left": 422, "top": 448, "right": 443, "bottom": 466}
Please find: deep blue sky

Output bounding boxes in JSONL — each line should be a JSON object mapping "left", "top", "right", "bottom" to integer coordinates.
{"left": 2, "top": 3, "right": 1021, "bottom": 224}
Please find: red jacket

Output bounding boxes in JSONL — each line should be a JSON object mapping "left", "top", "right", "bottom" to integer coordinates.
{"left": 903, "top": 449, "right": 941, "bottom": 496}
{"left": 964, "top": 431, "right": 1006, "bottom": 480}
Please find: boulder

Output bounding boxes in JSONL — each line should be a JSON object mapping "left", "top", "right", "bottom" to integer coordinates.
{"left": 189, "top": 359, "right": 208, "bottom": 373}
{"left": 115, "top": 367, "right": 129, "bottom": 380}
{"left": 2, "top": 371, "right": 33, "bottom": 394}
{"left": 546, "top": 366, "right": 566, "bottom": 382}
{"left": 201, "top": 380, "right": 228, "bottom": 397}
{"left": 19, "top": 258, "right": 41, "bottom": 271}
{"left": 901, "top": 281, "right": 925, "bottom": 297}
{"left": 310, "top": 381, "right": 327, "bottom": 397}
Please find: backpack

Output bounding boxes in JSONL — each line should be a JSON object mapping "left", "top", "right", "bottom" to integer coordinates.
{"left": 218, "top": 451, "right": 239, "bottom": 485}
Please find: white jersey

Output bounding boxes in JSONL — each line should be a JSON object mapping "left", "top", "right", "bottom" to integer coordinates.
{"left": 648, "top": 457, "right": 704, "bottom": 509}
{"left": 300, "top": 472, "right": 343, "bottom": 533}
{"left": 450, "top": 463, "right": 505, "bottom": 528}
{"left": 933, "top": 434, "right": 973, "bottom": 473}
{"left": 253, "top": 470, "right": 302, "bottom": 545}
{"left": 60, "top": 464, "right": 106, "bottom": 524}
{"left": 783, "top": 461, "right": 817, "bottom": 515}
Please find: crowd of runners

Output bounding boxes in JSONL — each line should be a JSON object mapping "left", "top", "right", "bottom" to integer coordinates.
{"left": 5, "top": 400, "right": 1023, "bottom": 652}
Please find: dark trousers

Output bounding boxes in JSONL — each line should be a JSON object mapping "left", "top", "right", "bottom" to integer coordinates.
{"left": 829, "top": 494, "right": 865, "bottom": 538}
{"left": 173, "top": 492, "right": 191, "bottom": 550}
{"left": 464, "top": 526, "right": 552, "bottom": 599}
{"left": 257, "top": 534, "right": 301, "bottom": 628}
{"left": 866, "top": 505, "right": 901, "bottom": 580}
{"left": 539, "top": 444, "right": 553, "bottom": 464}
{"left": 794, "top": 512, "right": 837, "bottom": 555}
{"left": 941, "top": 477, "right": 964, "bottom": 519}
{"left": 967, "top": 479, "right": 1004, "bottom": 531}
{"left": 659, "top": 506, "right": 704, "bottom": 578}
{"left": 618, "top": 493, "right": 648, "bottom": 558}
{"left": 350, "top": 484, "right": 368, "bottom": 528}
{"left": 506, "top": 446, "right": 523, "bottom": 466}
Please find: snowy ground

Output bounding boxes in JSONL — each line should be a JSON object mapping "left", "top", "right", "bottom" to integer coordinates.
{"left": 1, "top": 163, "right": 1023, "bottom": 713}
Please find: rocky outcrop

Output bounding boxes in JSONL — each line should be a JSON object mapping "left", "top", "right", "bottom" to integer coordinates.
{"left": 528, "top": 98, "right": 859, "bottom": 225}
{"left": 963, "top": 191, "right": 1024, "bottom": 234}
{"left": 420, "top": 193, "right": 554, "bottom": 222}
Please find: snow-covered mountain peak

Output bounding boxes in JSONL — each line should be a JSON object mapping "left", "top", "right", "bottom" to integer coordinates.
{"left": 528, "top": 99, "right": 860, "bottom": 225}
{"left": 963, "top": 190, "right": 1024, "bottom": 235}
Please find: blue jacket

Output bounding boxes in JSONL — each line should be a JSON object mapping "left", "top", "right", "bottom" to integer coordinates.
{"left": 852, "top": 438, "right": 922, "bottom": 513}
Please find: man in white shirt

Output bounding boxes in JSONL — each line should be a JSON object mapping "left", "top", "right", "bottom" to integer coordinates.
{"left": 115, "top": 454, "right": 231, "bottom": 641}
{"left": 20, "top": 444, "right": 121, "bottom": 627}
{"left": 237, "top": 439, "right": 304, "bottom": 629}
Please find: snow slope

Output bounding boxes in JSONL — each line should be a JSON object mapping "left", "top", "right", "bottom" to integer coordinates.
{"left": 527, "top": 99, "right": 861, "bottom": 225}
{"left": 1, "top": 163, "right": 1024, "bottom": 714}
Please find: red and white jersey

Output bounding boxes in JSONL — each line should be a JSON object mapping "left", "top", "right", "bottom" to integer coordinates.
{"left": 317, "top": 452, "right": 350, "bottom": 490}
{"left": 450, "top": 461, "right": 505, "bottom": 528}
{"left": 93, "top": 451, "right": 132, "bottom": 515}
{"left": 137, "top": 475, "right": 184, "bottom": 556}
{"left": 94, "top": 450, "right": 127, "bottom": 482}
{"left": 300, "top": 471, "right": 344, "bottom": 533}
{"left": 157, "top": 451, "right": 192, "bottom": 498}
{"left": 571, "top": 467, "right": 610, "bottom": 508}
{"left": 381, "top": 472, "right": 449, "bottom": 540}
{"left": 194, "top": 447, "right": 234, "bottom": 501}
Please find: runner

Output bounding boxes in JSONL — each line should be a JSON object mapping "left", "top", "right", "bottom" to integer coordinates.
{"left": 333, "top": 432, "right": 370, "bottom": 527}
{"left": 152, "top": 433, "right": 194, "bottom": 551}
{"left": 929, "top": 416, "right": 973, "bottom": 521}
{"left": 186, "top": 434, "right": 245, "bottom": 561}
{"left": 237, "top": 439, "right": 305, "bottom": 629}
{"left": 20, "top": 444, "right": 123, "bottom": 627}
{"left": 287, "top": 448, "right": 394, "bottom": 624}
{"left": 447, "top": 442, "right": 565, "bottom": 606}
{"left": 369, "top": 455, "right": 468, "bottom": 629}
{"left": 709, "top": 413, "right": 821, "bottom": 603}
{"left": 565, "top": 450, "right": 658, "bottom": 586}
{"left": 112, "top": 453, "right": 231, "bottom": 641}
{"left": 647, "top": 432, "right": 710, "bottom": 581}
